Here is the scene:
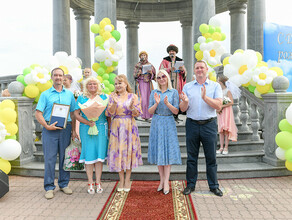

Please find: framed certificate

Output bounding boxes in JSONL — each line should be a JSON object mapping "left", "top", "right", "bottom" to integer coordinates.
{"left": 49, "top": 103, "right": 70, "bottom": 128}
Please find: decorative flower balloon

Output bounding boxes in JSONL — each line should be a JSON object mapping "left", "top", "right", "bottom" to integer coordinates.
{"left": 252, "top": 66, "right": 277, "bottom": 86}
{"left": 46, "top": 51, "right": 83, "bottom": 83}
{"left": 201, "top": 41, "right": 225, "bottom": 66}
{"left": 31, "top": 66, "right": 50, "bottom": 84}
{"left": 0, "top": 122, "right": 9, "bottom": 143}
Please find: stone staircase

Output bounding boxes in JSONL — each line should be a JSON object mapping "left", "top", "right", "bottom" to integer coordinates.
{"left": 11, "top": 115, "right": 291, "bottom": 180}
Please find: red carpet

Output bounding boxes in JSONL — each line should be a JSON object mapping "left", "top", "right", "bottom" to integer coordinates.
{"left": 97, "top": 180, "right": 198, "bottom": 220}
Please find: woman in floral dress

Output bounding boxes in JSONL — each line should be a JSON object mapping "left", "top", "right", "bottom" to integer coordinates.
{"left": 106, "top": 75, "right": 142, "bottom": 192}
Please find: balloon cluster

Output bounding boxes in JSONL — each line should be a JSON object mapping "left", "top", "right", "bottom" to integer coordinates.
{"left": 223, "top": 49, "right": 283, "bottom": 98}
{"left": 0, "top": 100, "right": 22, "bottom": 174}
{"left": 194, "top": 16, "right": 226, "bottom": 67}
{"left": 16, "top": 64, "right": 52, "bottom": 101}
{"left": 91, "top": 17, "right": 122, "bottom": 94}
{"left": 275, "top": 104, "right": 292, "bottom": 171}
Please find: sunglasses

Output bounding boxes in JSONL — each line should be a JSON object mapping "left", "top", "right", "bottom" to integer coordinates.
{"left": 157, "top": 75, "right": 167, "bottom": 80}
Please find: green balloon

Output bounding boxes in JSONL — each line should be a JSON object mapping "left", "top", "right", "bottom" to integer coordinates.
{"left": 111, "top": 30, "right": 121, "bottom": 41}
{"left": 97, "top": 68, "right": 105, "bottom": 76}
{"left": 193, "top": 43, "right": 200, "bottom": 51}
{"left": 23, "top": 67, "right": 32, "bottom": 76}
{"left": 5, "top": 135, "right": 16, "bottom": 140}
{"left": 248, "top": 85, "right": 256, "bottom": 93}
{"left": 17, "top": 75, "right": 27, "bottom": 86}
{"left": 285, "top": 148, "right": 292, "bottom": 162}
{"left": 109, "top": 73, "right": 117, "bottom": 84}
{"left": 199, "top": 24, "right": 209, "bottom": 33}
{"left": 215, "top": 27, "right": 221, "bottom": 33}
{"left": 91, "top": 24, "right": 100, "bottom": 34}
{"left": 279, "top": 119, "right": 292, "bottom": 132}
{"left": 102, "top": 73, "right": 109, "bottom": 80}
{"left": 109, "top": 84, "right": 115, "bottom": 92}
{"left": 206, "top": 38, "right": 213, "bottom": 43}
{"left": 221, "top": 33, "right": 226, "bottom": 41}
{"left": 30, "top": 64, "right": 40, "bottom": 69}
{"left": 102, "top": 87, "right": 110, "bottom": 94}
{"left": 112, "top": 61, "right": 118, "bottom": 67}
{"left": 208, "top": 25, "right": 215, "bottom": 34}
{"left": 275, "top": 131, "right": 292, "bottom": 150}
{"left": 100, "top": 62, "right": 107, "bottom": 69}
{"left": 95, "top": 35, "right": 104, "bottom": 46}
{"left": 103, "top": 80, "right": 110, "bottom": 87}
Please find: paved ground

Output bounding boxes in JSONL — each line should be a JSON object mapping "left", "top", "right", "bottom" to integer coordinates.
{"left": 0, "top": 175, "right": 292, "bottom": 220}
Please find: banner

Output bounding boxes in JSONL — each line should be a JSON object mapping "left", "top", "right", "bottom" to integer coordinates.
{"left": 264, "top": 22, "right": 292, "bottom": 92}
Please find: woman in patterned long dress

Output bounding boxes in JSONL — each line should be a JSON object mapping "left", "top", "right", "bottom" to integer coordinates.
{"left": 74, "top": 77, "right": 110, "bottom": 194}
{"left": 106, "top": 75, "right": 143, "bottom": 192}
{"left": 148, "top": 69, "right": 181, "bottom": 195}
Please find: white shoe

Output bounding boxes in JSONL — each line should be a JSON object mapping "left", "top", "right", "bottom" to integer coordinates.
{"left": 95, "top": 183, "right": 103, "bottom": 193}
{"left": 87, "top": 183, "right": 95, "bottom": 195}
{"left": 216, "top": 148, "right": 223, "bottom": 154}
{"left": 222, "top": 150, "right": 229, "bottom": 155}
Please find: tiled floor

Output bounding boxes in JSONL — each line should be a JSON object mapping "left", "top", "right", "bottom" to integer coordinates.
{"left": 1, "top": 175, "right": 292, "bottom": 219}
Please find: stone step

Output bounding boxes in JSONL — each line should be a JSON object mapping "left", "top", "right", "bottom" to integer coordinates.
{"left": 11, "top": 161, "right": 292, "bottom": 181}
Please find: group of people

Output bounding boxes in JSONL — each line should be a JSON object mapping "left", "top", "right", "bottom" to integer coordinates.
{"left": 134, "top": 44, "right": 187, "bottom": 122}
{"left": 35, "top": 47, "right": 238, "bottom": 200}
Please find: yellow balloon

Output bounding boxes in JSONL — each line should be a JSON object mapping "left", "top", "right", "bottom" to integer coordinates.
{"left": 234, "top": 49, "right": 244, "bottom": 54}
{"left": 5, "top": 122, "right": 18, "bottom": 136}
{"left": 110, "top": 24, "right": 115, "bottom": 31}
{"left": 59, "top": 65, "right": 69, "bottom": 75}
{"left": 102, "top": 17, "right": 111, "bottom": 25}
{"left": 249, "top": 79, "right": 257, "bottom": 86}
{"left": 0, "top": 100, "right": 15, "bottom": 110}
{"left": 97, "top": 76, "right": 103, "bottom": 83}
{"left": 242, "top": 82, "right": 250, "bottom": 87}
{"left": 256, "top": 84, "right": 271, "bottom": 94}
{"left": 37, "top": 81, "right": 52, "bottom": 92}
{"left": 78, "top": 76, "right": 83, "bottom": 83}
{"left": 203, "top": 33, "right": 212, "bottom": 39}
{"left": 212, "top": 32, "right": 221, "bottom": 41}
{"left": 195, "top": 51, "right": 203, "bottom": 60}
{"left": 285, "top": 160, "right": 292, "bottom": 171}
{"left": 269, "top": 67, "right": 283, "bottom": 76}
{"left": 257, "top": 61, "right": 268, "bottom": 67}
{"left": 99, "top": 20, "right": 107, "bottom": 29}
{"left": 256, "top": 52, "right": 262, "bottom": 62}
{"left": 254, "top": 88, "right": 262, "bottom": 98}
{"left": 0, "top": 108, "right": 17, "bottom": 124}
{"left": 102, "top": 31, "right": 112, "bottom": 40}
{"left": 24, "top": 85, "right": 39, "bottom": 98}
{"left": 92, "top": 63, "right": 100, "bottom": 73}
{"left": 106, "top": 66, "right": 114, "bottom": 73}
{"left": 223, "top": 57, "right": 229, "bottom": 66}
{"left": 0, "top": 158, "right": 11, "bottom": 174}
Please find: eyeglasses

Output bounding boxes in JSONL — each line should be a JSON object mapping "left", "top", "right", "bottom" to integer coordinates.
{"left": 157, "top": 75, "right": 167, "bottom": 80}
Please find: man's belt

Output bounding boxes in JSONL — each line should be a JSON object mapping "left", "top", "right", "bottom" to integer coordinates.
{"left": 190, "top": 117, "right": 216, "bottom": 125}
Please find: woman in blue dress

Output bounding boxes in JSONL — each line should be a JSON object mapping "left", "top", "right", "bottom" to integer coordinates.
{"left": 148, "top": 69, "right": 181, "bottom": 195}
{"left": 74, "top": 76, "right": 109, "bottom": 194}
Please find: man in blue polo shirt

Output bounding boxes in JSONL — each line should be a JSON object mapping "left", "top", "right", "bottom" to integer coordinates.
{"left": 180, "top": 60, "right": 223, "bottom": 197}
{"left": 35, "top": 67, "right": 78, "bottom": 199}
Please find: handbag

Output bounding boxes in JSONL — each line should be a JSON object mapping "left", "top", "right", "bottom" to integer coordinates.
{"left": 63, "top": 139, "right": 84, "bottom": 171}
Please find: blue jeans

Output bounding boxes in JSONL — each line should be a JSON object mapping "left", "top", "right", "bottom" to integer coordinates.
{"left": 185, "top": 118, "right": 219, "bottom": 190}
{"left": 42, "top": 124, "right": 72, "bottom": 191}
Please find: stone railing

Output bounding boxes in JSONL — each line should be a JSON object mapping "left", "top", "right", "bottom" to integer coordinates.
{"left": 0, "top": 74, "right": 18, "bottom": 94}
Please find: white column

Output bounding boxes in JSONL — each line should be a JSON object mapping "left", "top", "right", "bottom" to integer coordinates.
{"left": 53, "top": 0, "right": 71, "bottom": 55}
{"left": 125, "top": 20, "right": 140, "bottom": 88}
{"left": 247, "top": 0, "right": 266, "bottom": 54}
{"left": 74, "top": 8, "right": 92, "bottom": 69}
{"left": 229, "top": 2, "right": 247, "bottom": 53}
{"left": 192, "top": 0, "right": 215, "bottom": 61}
{"left": 94, "top": 0, "right": 117, "bottom": 26}
{"left": 181, "top": 18, "right": 193, "bottom": 83}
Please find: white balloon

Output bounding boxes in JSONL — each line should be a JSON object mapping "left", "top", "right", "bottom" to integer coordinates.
{"left": 24, "top": 73, "right": 35, "bottom": 85}
{"left": 104, "top": 25, "right": 112, "bottom": 32}
{"left": 197, "top": 36, "right": 206, "bottom": 44}
{"left": 0, "top": 139, "right": 22, "bottom": 161}
{"left": 275, "top": 147, "right": 286, "bottom": 160}
{"left": 209, "top": 16, "right": 221, "bottom": 27}
{"left": 105, "top": 59, "right": 113, "bottom": 67}
{"left": 94, "top": 49, "right": 106, "bottom": 61}
{"left": 200, "top": 43, "right": 208, "bottom": 51}
{"left": 285, "top": 103, "right": 292, "bottom": 125}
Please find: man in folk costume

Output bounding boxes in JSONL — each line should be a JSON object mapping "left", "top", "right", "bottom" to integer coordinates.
{"left": 160, "top": 44, "right": 187, "bottom": 122}
{"left": 133, "top": 51, "right": 156, "bottom": 121}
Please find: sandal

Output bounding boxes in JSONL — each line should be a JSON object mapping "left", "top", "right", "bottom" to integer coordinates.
{"left": 95, "top": 183, "right": 103, "bottom": 193}
{"left": 216, "top": 148, "right": 223, "bottom": 154}
{"left": 87, "top": 183, "right": 95, "bottom": 194}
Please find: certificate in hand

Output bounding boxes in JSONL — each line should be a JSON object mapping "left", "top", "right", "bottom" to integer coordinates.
{"left": 49, "top": 103, "right": 70, "bottom": 128}
{"left": 174, "top": 61, "right": 184, "bottom": 70}
{"left": 142, "top": 64, "right": 152, "bottom": 74}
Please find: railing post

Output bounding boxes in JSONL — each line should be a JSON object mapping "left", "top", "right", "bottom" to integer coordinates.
{"left": 250, "top": 103, "right": 260, "bottom": 141}
{"left": 239, "top": 96, "right": 250, "bottom": 131}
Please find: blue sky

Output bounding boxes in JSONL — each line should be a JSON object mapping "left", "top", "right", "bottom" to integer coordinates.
{"left": 0, "top": 0, "right": 291, "bottom": 78}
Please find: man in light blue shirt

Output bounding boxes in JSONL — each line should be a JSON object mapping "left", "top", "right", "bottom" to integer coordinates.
{"left": 35, "top": 68, "right": 78, "bottom": 199}
{"left": 180, "top": 60, "right": 223, "bottom": 197}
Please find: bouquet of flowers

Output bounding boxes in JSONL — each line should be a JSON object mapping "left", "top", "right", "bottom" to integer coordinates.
{"left": 63, "top": 139, "right": 84, "bottom": 171}
{"left": 74, "top": 90, "right": 82, "bottom": 99}
{"left": 223, "top": 97, "right": 231, "bottom": 105}
{"left": 78, "top": 95, "right": 109, "bottom": 135}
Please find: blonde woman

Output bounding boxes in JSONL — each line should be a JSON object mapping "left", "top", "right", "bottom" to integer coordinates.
{"left": 148, "top": 69, "right": 181, "bottom": 195}
{"left": 74, "top": 76, "right": 110, "bottom": 194}
{"left": 106, "top": 75, "right": 142, "bottom": 192}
